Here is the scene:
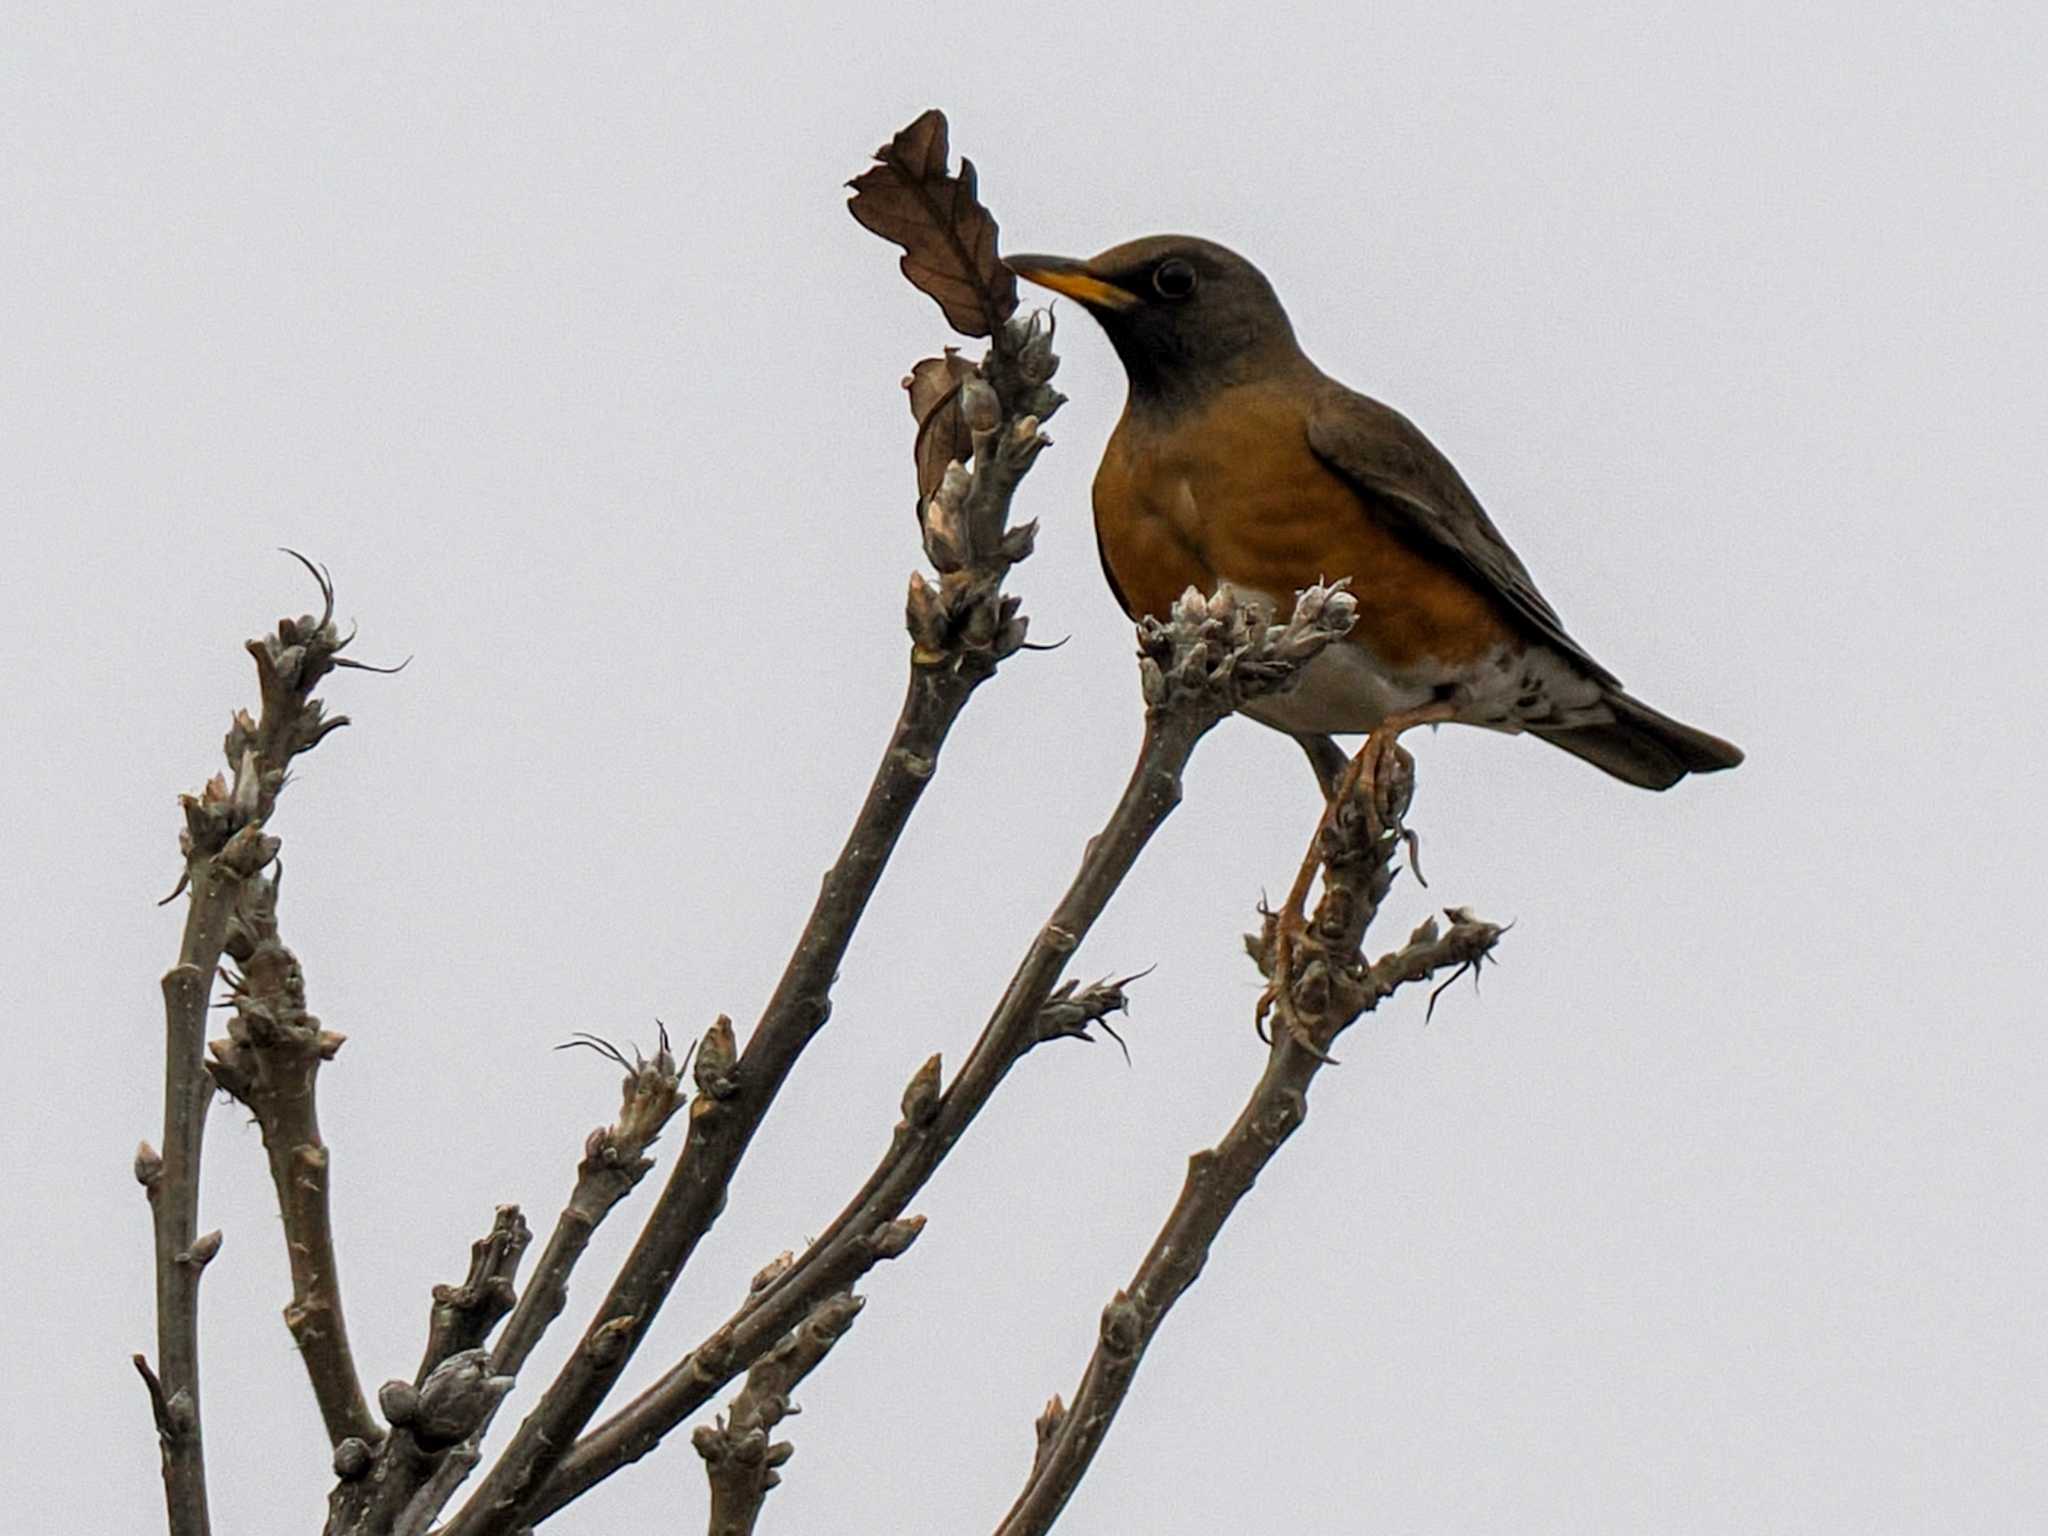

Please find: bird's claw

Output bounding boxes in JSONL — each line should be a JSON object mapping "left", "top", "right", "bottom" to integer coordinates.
{"left": 1255, "top": 920, "right": 1342, "bottom": 1065}
{"left": 1280, "top": 998, "right": 1341, "bottom": 1064}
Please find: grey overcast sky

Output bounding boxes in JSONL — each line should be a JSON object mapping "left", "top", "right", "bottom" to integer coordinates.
{"left": 5, "top": 4, "right": 2043, "bottom": 1531}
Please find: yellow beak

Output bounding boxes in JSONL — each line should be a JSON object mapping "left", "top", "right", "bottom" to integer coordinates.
{"left": 1005, "top": 253, "right": 1139, "bottom": 311}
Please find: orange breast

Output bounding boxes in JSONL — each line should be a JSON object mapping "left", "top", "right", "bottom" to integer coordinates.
{"left": 1091, "top": 382, "right": 1516, "bottom": 672}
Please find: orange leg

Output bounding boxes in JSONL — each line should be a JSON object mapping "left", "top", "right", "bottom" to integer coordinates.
{"left": 1258, "top": 702, "right": 1458, "bottom": 1055}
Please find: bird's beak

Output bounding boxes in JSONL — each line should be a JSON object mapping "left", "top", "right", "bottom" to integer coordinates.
{"left": 1005, "top": 253, "right": 1139, "bottom": 311}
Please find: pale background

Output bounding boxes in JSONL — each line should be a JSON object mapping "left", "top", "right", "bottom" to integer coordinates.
{"left": 4, "top": 4, "right": 2043, "bottom": 1531}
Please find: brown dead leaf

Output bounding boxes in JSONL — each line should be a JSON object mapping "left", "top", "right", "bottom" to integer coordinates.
{"left": 848, "top": 108, "right": 1018, "bottom": 338}
{"left": 905, "top": 350, "right": 976, "bottom": 502}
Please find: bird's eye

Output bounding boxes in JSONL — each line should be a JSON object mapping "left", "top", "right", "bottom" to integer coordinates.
{"left": 1152, "top": 258, "right": 1198, "bottom": 299}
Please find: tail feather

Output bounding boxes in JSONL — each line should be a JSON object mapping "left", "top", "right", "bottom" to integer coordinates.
{"left": 1534, "top": 691, "right": 1743, "bottom": 791}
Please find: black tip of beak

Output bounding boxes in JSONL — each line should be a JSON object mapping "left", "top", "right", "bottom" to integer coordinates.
{"left": 1004, "top": 252, "right": 1083, "bottom": 276}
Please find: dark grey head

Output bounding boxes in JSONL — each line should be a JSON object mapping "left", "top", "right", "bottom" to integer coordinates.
{"left": 1006, "top": 235, "right": 1306, "bottom": 407}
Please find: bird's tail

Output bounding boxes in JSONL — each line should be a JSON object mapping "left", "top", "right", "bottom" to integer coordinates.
{"left": 1533, "top": 690, "right": 1743, "bottom": 791}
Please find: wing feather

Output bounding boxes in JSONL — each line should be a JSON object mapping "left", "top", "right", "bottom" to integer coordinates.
{"left": 1306, "top": 383, "right": 1618, "bottom": 687}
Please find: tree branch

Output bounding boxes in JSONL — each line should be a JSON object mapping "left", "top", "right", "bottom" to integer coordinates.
{"left": 496, "top": 1031, "right": 687, "bottom": 1377}
{"left": 383, "top": 1034, "right": 686, "bottom": 1536}
{"left": 693, "top": 1288, "right": 864, "bottom": 1536}
{"left": 138, "top": 558, "right": 371, "bottom": 1536}
{"left": 417, "top": 1206, "right": 533, "bottom": 1383}
{"left": 206, "top": 866, "right": 380, "bottom": 1449}
{"left": 141, "top": 894, "right": 231, "bottom": 1536}
{"left": 328, "top": 1352, "right": 516, "bottom": 1536}
{"left": 440, "top": 312, "right": 1062, "bottom": 1536}
{"left": 994, "top": 753, "right": 1506, "bottom": 1536}
{"left": 325, "top": 1207, "right": 531, "bottom": 1536}
{"left": 520, "top": 582, "right": 1361, "bottom": 1522}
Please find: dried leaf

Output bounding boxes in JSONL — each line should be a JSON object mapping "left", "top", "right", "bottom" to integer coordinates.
{"left": 848, "top": 108, "right": 1018, "bottom": 338}
{"left": 905, "top": 351, "right": 976, "bottom": 501}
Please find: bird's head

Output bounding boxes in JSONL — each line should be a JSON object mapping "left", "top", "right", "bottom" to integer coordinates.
{"left": 1005, "top": 236, "right": 1304, "bottom": 407}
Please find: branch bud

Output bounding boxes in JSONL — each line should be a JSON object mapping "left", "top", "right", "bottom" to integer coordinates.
{"left": 999, "top": 519, "right": 1039, "bottom": 565}
{"left": 869, "top": 1213, "right": 927, "bottom": 1261}
{"left": 412, "top": 1347, "right": 515, "bottom": 1449}
{"left": 587, "top": 1313, "right": 638, "bottom": 1365}
{"left": 1036, "top": 1392, "right": 1066, "bottom": 1445}
{"left": 899, "top": 1053, "right": 942, "bottom": 1128}
{"left": 959, "top": 375, "right": 1000, "bottom": 435}
{"left": 921, "top": 487, "right": 969, "bottom": 574}
{"left": 906, "top": 570, "right": 947, "bottom": 659}
{"left": 694, "top": 1015, "right": 738, "bottom": 1100}
{"left": 1016, "top": 309, "right": 1060, "bottom": 384}
{"left": 333, "top": 1437, "right": 374, "bottom": 1479}
{"left": 750, "top": 1251, "right": 796, "bottom": 1294}
{"left": 616, "top": 1032, "right": 684, "bottom": 1152}
{"left": 379, "top": 1379, "right": 421, "bottom": 1427}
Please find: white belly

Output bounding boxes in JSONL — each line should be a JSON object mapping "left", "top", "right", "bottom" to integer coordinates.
{"left": 1229, "top": 584, "right": 1435, "bottom": 735}
{"left": 1241, "top": 636, "right": 1436, "bottom": 734}
{"left": 1227, "top": 584, "right": 1608, "bottom": 738}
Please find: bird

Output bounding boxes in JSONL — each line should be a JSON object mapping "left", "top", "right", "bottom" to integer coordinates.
{"left": 1003, "top": 236, "right": 1743, "bottom": 798}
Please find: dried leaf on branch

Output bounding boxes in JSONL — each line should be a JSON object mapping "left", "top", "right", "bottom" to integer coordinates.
{"left": 848, "top": 108, "right": 1019, "bottom": 338}
{"left": 904, "top": 350, "right": 977, "bottom": 502}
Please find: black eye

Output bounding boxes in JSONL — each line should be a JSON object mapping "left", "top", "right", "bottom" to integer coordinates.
{"left": 1152, "top": 258, "right": 1197, "bottom": 299}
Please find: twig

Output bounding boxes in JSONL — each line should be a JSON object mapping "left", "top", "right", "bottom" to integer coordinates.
{"left": 417, "top": 1206, "right": 534, "bottom": 1382}
{"left": 206, "top": 866, "right": 380, "bottom": 1448}
{"left": 440, "top": 309, "right": 1062, "bottom": 1536}
{"left": 518, "top": 582, "right": 1361, "bottom": 1522}
{"left": 495, "top": 1031, "right": 685, "bottom": 1376}
{"left": 386, "top": 1034, "right": 686, "bottom": 1536}
{"left": 142, "top": 881, "right": 237, "bottom": 1536}
{"left": 138, "top": 560, "right": 371, "bottom": 1536}
{"left": 327, "top": 1351, "right": 515, "bottom": 1536}
{"left": 994, "top": 754, "right": 1506, "bottom": 1536}
{"left": 324, "top": 1208, "right": 531, "bottom": 1536}
{"left": 693, "top": 1288, "right": 865, "bottom": 1536}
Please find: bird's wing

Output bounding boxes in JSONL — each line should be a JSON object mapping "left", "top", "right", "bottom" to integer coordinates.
{"left": 1306, "top": 382, "right": 1618, "bottom": 686}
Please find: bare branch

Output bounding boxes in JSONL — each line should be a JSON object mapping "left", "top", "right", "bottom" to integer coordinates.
{"left": 206, "top": 867, "right": 379, "bottom": 1448}
{"left": 440, "top": 261, "right": 1065, "bottom": 1536}
{"left": 324, "top": 1209, "right": 530, "bottom": 1536}
{"left": 496, "top": 1030, "right": 685, "bottom": 1376}
{"left": 140, "top": 894, "right": 234, "bottom": 1536}
{"left": 327, "top": 1351, "right": 515, "bottom": 1536}
{"left": 418, "top": 1206, "right": 533, "bottom": 1382}
{"left": 693, "top": 1290, "right": 865, "bottom": 1536}
{"left": 519, "top": 582, "right": 1360, "bottom": 1521}
{"left": 388, "top": 1032, "right": 687, "bottom": 1535}
{"left": 994, "top": 754, "right": 1505, "bottom": 1535}
{"left": 140, "top": 559, "right": 372, "bottom": 1536}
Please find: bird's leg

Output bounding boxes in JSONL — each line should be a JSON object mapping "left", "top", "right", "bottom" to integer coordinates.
{"left": 1257, "top": 766, "right": 1361, "bottom": 1058}
{"left": 1255, "top": 737, "right": 1366, "bottom": 1050}
{"left": 1258, "top": 704, "right": 1458, "bottom": 1057}
{"left": 1351, "top": 699, "right": 1456, "bottom": 820}
{"left": 1296, "top": 733, "right": 1353, "bottom": 803}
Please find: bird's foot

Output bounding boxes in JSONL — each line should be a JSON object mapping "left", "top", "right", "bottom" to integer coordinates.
{"left": 1276, "top": 992, "right": 1341, "bottom": 1065}
{"left": 1255, "top": 730, "right": 1380, "bottom": 1046}
{"left": 1253, "top": 910, "right": 1300, "bottom": 1045}
{"left": 1255, "top": 918, "right": 1341, "bottom": 1065}
{"left": 1258, "top": 709, "right": 1447, "bottom": 1055}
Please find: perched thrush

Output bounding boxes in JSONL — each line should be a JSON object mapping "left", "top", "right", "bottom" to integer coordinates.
{"left": 1006, "top": 236, "right": 1742, "bottom": 792}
